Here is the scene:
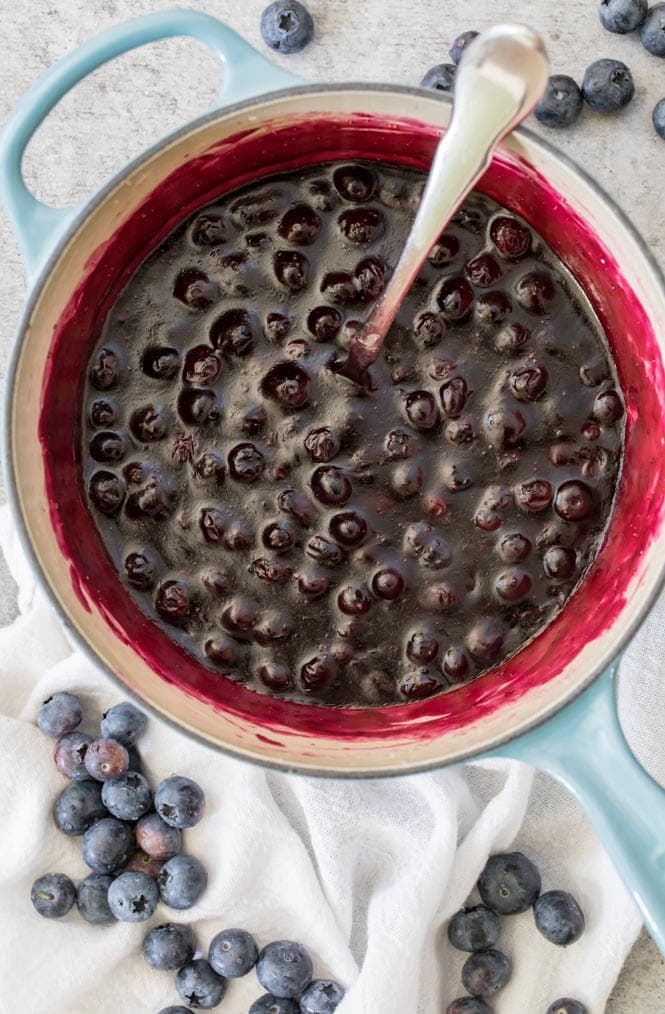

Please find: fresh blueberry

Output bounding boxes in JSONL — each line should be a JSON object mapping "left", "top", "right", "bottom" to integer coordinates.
{"left": 143, "top": 922, "right": 197, "bottom": 970}
{"left": 421, "top": 64, "right": 456, "bottom": 92}
{"left": 76, "top": 873, "right": 115, "bottom": 924}
{"left": 135, "top": 812, "right": 182, "bottom": 859}
{"left": 300, "top": 978, "right": 345, "bottom": 1013}
{"left": 448, "top": 906, "right": 501, "bottom": 952}
{"left": 546, "top": 1001, "right": 588, "bottom": 1014}
{"left": 31, "top": 873, "right": 76, "bottom": 919}
{"left": 84, "top": 738, "right": 129, "bottom": 781}
{"left": 535, "top": 76, "right": 583, "bottom": 127}
{"left": 534, "top": 890, "right": 585, "bottom": 945}
{"left": 256, "top": 940, "right": 313, "bottom": 998}
{"left": 101, "top": 771, "right": 152, "bottom": 821}
{"left": 54, "top": 731, "right": 93, "bottom": 780}
{"left": 107, "top": 870, "right": 159, "bottom": 922}
{"left": 260, "top": 1, "right": 314, "bottom": 54}
{"left": 450, "top": 30, "right": 479, "bottom": 63}
{"left": 447, "top": 1001, "right": 494, "bottom": 1014}
{"left": 461, "top": 949, "right": 512, "bottom": 997}
{"left": 599, "top": 0, "right": 647, "bottom": 32}
{"left": 478, "top": 852, "right": 541, "bottom": 915}
{"left": 100, "top": 701, "right": 147, "bottom": 746}
{"left": 82, "top": 817, "right": 134, "bottom": 874}
{"left": 249, "top": 997, "right": 300, "bottom": 1014}
{"left": 38, "top": 692, "right": 82, "bottom": 737}
{"left": 208, "top": 928, "right": 258, "bottom": 977}
{"left": 159, "top": 1009, "right": 193, "bottom": 1014}
{"left": 155, "top": 775, "right": 205, "bottom": 828}
{"left": 641, "top": 3, "right": 665, "bottom": 53}
{"left": 653, "top": 97, "right": 665, "bottom": 137}
{"left": 158, "top": 854, "right": 208, "bottom": 909}
{"left": 53, "top": 779, "right": 106, "bottom": 835}
{"left": 582, "top": 59, "right": 635, "bottom": 112}
{"left": 176, "top": 959, "right": 227, "bottom": 1009}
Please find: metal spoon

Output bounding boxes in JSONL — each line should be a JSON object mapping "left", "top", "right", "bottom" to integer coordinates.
{"left": 334, "top": 24, "right": 550, "bottom": 388}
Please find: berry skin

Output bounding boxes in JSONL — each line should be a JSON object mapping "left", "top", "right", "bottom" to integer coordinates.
{"left": 448, "top": 906, "right": 501, "bottom": 952}
{"left": 654, "top": 98, "right": 665, "bottom": 138}
{"left": 534, "top": 890, "right": 585, "bottom": 945}
{"left": 582, "top": 59, "right": 635, "bottom": 113}
{"left": 546, "top": 1001, "right": 588, "bottom": 1014}
{"left": 31, "top": 873, "right": 76, "bottom": 919}
{"left": 176, "top": 959, "right": 227, "bottom": 1009}
{"left": 76, "top": 873, "right": 115, "bottom": 924}
{"left": 155, "top": 775, "right": 205, "bottom": 828}
{"left": 256, "top": 940, "right": 313, "bottom": 998}
{"left": 208, "top": 928, "right": 259, "bottom": 977}
{"left": 461, "top": 949, "right": 512, "bottom": 997}
{"left": 599, "top": 0, "right": 647, "bottom": 33}
{"left": 38, "top": 692, "right": 82, "bottom": 737}
{"left": 135, "top": 812, "right": 182, "bottom": 859}
{"left": 82, "top": 817, "right": 134, "bottom": 874}
{"left": 53, "top": 779, "right": 106, "bottom": 835}
{"left": 107, "top": 870, "right": 159, "bottom": 922}
{"left": 535, "top": 75, "right": 583, "bottom": 128}
{"left": 300, "top": 979, "right": 345, "bottom": 1013}
{"left": 641, "top": 3, "right": 665, "bottom": 54}
{"left": 478, "top": 852, "right": 541, "bottom": 914}
{"left": 101, "top": 771, "right": 152, "bottom": 821}
{"left": 447, "top": 1000, "right": 494, "bottom": 1014}
{"left": 54, "top": 731, "right": 93, "bottom": 780}
{"left": 125, "top": 850, "right": 164, "bottom": 878}
{"left": 84, "top": 738, "right": 129, "bottom": 781}
{"left": 450, "top": 30, "right": 479, "bottom": 63}
{"left": 260, "top": 1, "right": 314, "bottom": 54}
{"left": 143, "top": 922, "right": 197, "bottom": 970}
{"left": 250, "top": 997, "right": 300, "bottom": 1014}
{"left": 421, "top": 63, "right": 456, "bottom": 92}
{"left": 158, "top": 855, "right": 208, "bottom": 909}
{"left": 100, "top": 702, "right": 147, "bottom": 746}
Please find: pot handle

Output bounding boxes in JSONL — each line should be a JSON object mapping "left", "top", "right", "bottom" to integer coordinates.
{"left": 483, "top": 659, "right": 665, "bottom": 953}
{"left": 0, "top": 8, "right": 301, "bottom": 280}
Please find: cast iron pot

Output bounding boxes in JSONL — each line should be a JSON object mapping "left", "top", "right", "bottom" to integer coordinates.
{"left": 2, "top": 10, "right": 665, "bottom": 950}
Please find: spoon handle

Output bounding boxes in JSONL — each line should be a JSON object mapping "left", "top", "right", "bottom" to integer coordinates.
{"left": 346, "top": 24, "right": 549, "bottom": 375}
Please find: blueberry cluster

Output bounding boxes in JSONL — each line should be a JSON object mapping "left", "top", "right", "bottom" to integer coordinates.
{"left": 31, "top": 693, "right": 207, "bottom": 925}
{"left": 446, "top": 852, "right": 586, "bottom": 1014}
{"left": 149, "top": 930, "right": 344, "bottom": 1012}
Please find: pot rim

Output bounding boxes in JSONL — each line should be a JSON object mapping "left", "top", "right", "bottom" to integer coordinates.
{"left": 5, "top": 81, "right": 665, "bottom": 777}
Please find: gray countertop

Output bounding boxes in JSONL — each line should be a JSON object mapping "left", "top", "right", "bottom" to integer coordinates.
{"left": 0, "top": 0, "right": 664, "bottom": 1007}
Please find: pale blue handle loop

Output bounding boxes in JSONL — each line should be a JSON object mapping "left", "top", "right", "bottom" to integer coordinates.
{"left": 485, "top": 659, "right": 665, "bottom": 953}
{"left": 0, "top": 8, "right": 300, "bottom": 280}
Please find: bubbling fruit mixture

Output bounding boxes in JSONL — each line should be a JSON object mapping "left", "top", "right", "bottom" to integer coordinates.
{"left": 82, "top": 161, "right": 624, "bottom": 707}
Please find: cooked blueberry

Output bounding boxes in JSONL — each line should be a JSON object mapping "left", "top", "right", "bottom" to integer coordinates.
{"left": 274, "top": 250, "right": 310, "bottom": 290}
{"left": 258, "top": 660, "right": 294, "bottom": 691}
{"left": 466, "top": 619, "right": 505, "bottom": 662}
{"left": 546, "top": 1001, "right": 588, "bottom": 1014}
{"left": 490, "top": 215, "right": 532, "bottom": 258}
{"left": 136, "top": 812, "right": 182, "bottom": 859}
{"left": 130, "top": 404, "right": 169, "bottom": 442}
{"left": 329, "top": 511, "right": 368, "bottom": 547}
{"left": 449, "top": 906, "right": 502, "bottom": 952}
{"left": 89, "top": 470, "right": 125, "bottom": 514}
{"left": 210, "top": 308, "right": 256, "bottom": 357}
{"left": 534, "top": 890, "right": 585, "bottom": 945}
{"left": 228, "top": 442, "right": 265, "bottom": 482}
{"left": 450, "top": 29, "right": 479, "bottom": 63}
{"left": 510, "top": 365, "right": 548, "bottom": 401}
{"left": 535, "top": 76, "right": 583, "bottom": 128}
{"left": 191, "top": 212, "right": 227, "bottom": 245}
{"left": 124, "top": 552, "right": 156, "bottom": 590}
{"left": 89, "top": 398, "right": 117, "bottom": 427}
{"left": 516, "top": 479, "right": 553, "bottom": 513}
{"left": 333, "top": 164, "right": 376, "bottom": 202}
{"left": 582, "top": 58, "right": 634, "bottom": 112}
{"left": 372, "top": 568, "right": 405, "bottom": 600}
{"left": 208, "top": 928, "right": 258, "bottom": 978}
{"left": 543, "top": 545, "right": 576, "bottom": 580}
{"left": 498, "top": 532, "right": 532, "bottom": 563}
{"left": 300, "top": 653, "right": 338, "bottom": 690}
{"left": 440, "top": 377, "right": 469, "bottom": 417}
{"left": 38, "top": 692, "right": 82, "bottom": 738}
{"left": 250, "top": 556, "right": 294, "bottom": 584}
{"left": 494, "top": 322, "right": 530, "bottom": 354}
{"left": 155, "top": 775, "right": 205, "bottom": 828}
{"left": 475, "top": 292, "right": 512, "bottom": 326}
{"left": 310, "top": 466, "right": 352, "bottom": 506}
{"left": 144, "top": 922, "right": 197, "bottom": 970}
{"left": 31, "top": 873, "right": 75, "bottom": 919}
{"left": 462, "top": 949, "right": 511, "bottom": 997}
{"left": 404, "top": 390, "right": 439, "bottom": 430}
{"left": 143, "top": 346, "right": 180, "bottom": 379}
{"left": 642, "top": 3, "right": 665, "bottom": 53}
{"left": 515, "top": 270, "right": 555, "bottom": 313}
{"left": 399, "top": 668, "right": 445, "bottom": 699}
{"left": 443, "top": 646, "right": 470, "bottom": 681}
{"left": 300, "top": 979, "right": 345, "bottom": 1013}
{"left": 320, "top": 271, "right": 357, "bottom": 304}
{"left": 158, "top": 855, "right": 208, "bottom": 909}
{"left": 478, "top": 852, "right": 541, "bottom": 914}
{"left": 429, "top": 232, "right": 460, "bottom": 265}
{"left": 250, "top": 997, "right": 299, "bottom": 1014}
{"left": 437, "top": 276, "right": 474, "bottom": 320}
{"left": 53, "top": 779, "right": 105, "bottom": 835}
{"left": 108, "top": 870, "right": 159, "bottom": 922}
{"left": 205, "top": 634, "right": 239, "bottom": 667}
{"left": 178, "top": 388, "right": 218, "bottom": 426}
{"left": 337, "top": 584, "right": 373, "bottom": 615}
{"left": 260, "top": 0, "right": 314, "bottom": 54}
{"left": 406, "top": 629, "right": 439, "bottom": 663}
{"left": 76, "top": 873, "right": 115, "bottom": 924}
{"left": 467, "top": 253, "right": 502, "bottom": 287}
{"left": 257, "top": 940, "right": 313, "bottom": 998}
{"left": 278, "top": 203, "right": 320, "bottom": 244}
{"left": 102, "top": 771, "right": 152, "bottom": 821}
{"left": 355, "top": 256, "right": 386, "bottom": 300}
{"left": 82, "top": 817, "right": 134, "bottom": 874}
{"left": 174, "top": 268, "right": 217, "bottom": 309}
{"left": 554, "top": 480, "right": 594, "bottom": 521}
{"left": 421, "top": 63, "right": 456, "bottom": 91}
{"left": 89, "top": 430, "right": 125, "bottom": 463}
{"left": 262, "top": 362, "right": 311, "bottom": 408}
{"left": 593, "top": 388, "right": 623, "bottom": 423}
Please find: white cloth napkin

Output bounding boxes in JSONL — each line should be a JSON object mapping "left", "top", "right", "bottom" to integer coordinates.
{"left": 0, "top": 500, "right": 656, "bottom": 1014}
